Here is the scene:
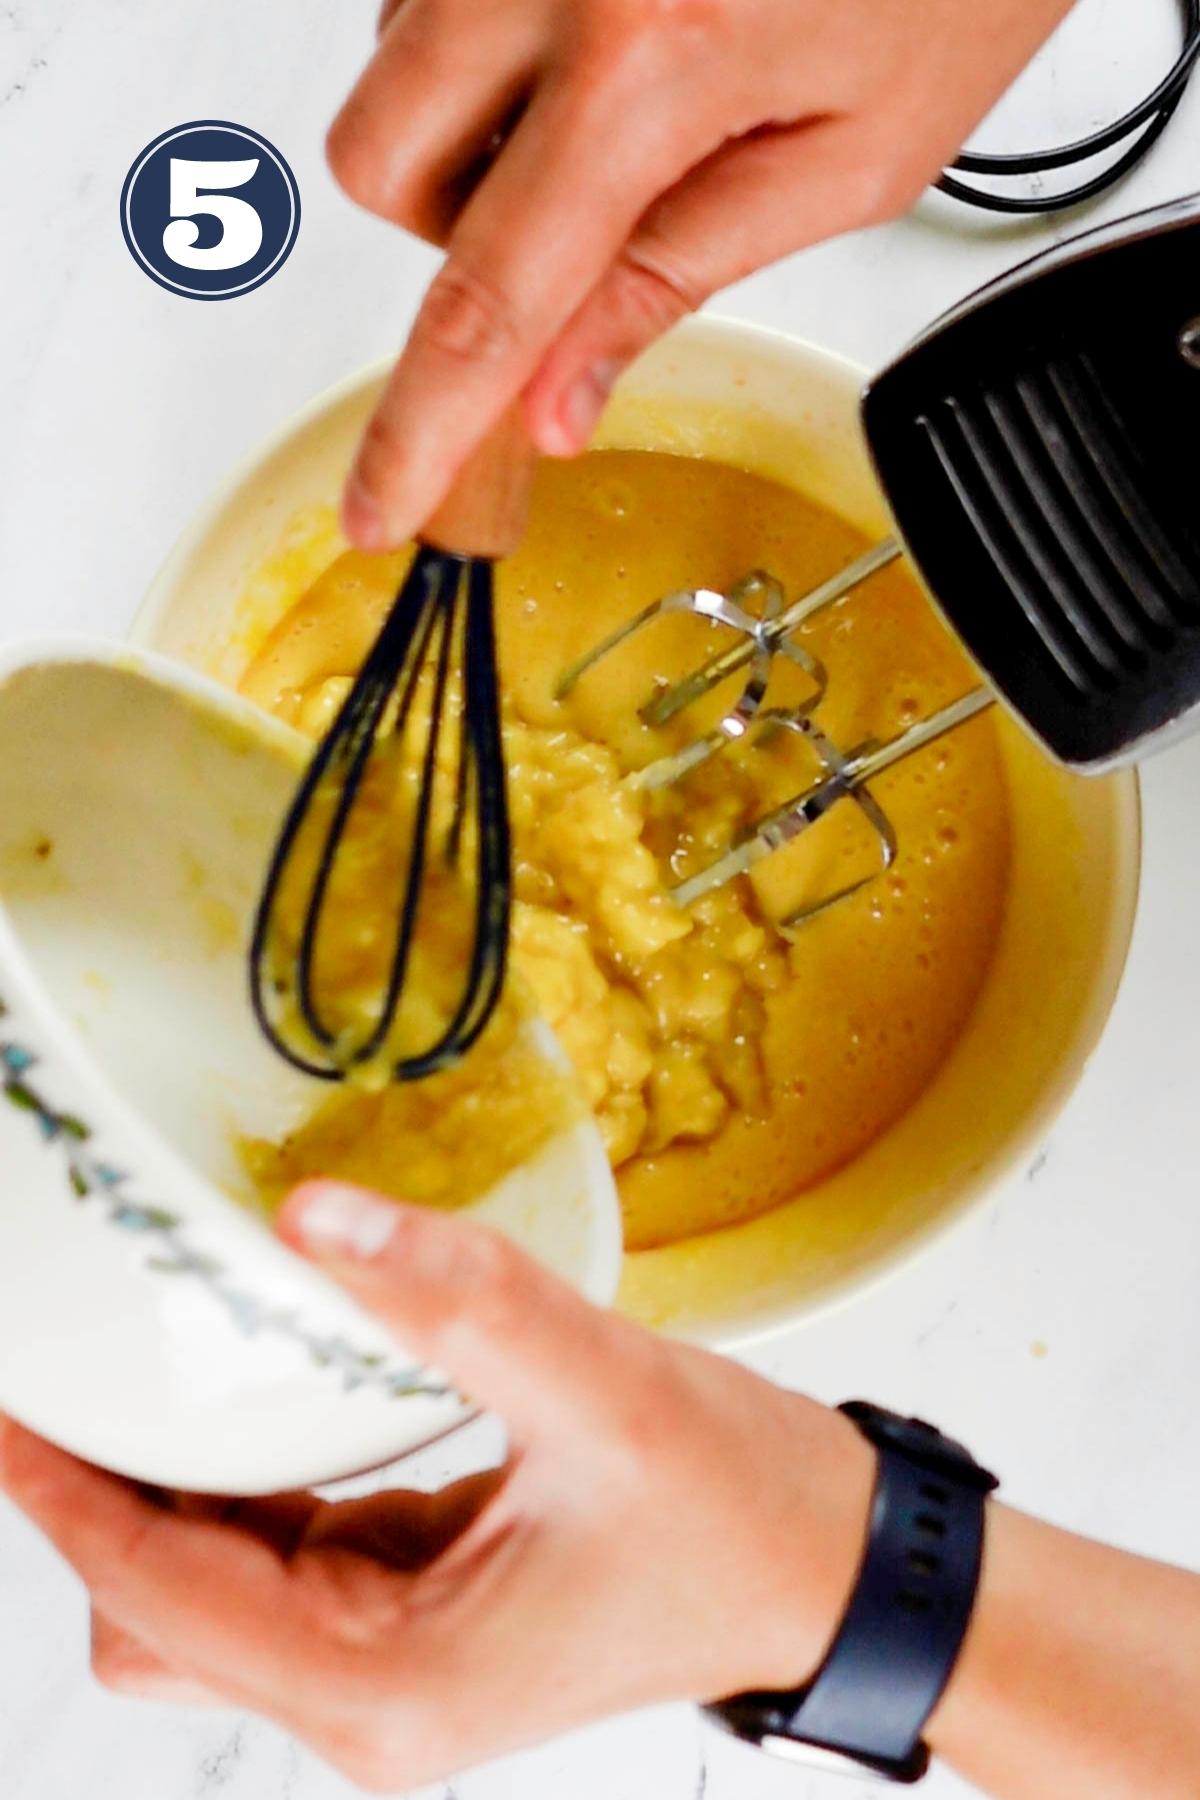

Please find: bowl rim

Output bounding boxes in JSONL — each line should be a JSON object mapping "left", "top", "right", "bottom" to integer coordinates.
{"left": 129, "top": 317, "right": 1144, "bottom": 1348}
{"left": 132, "top": 314, "right": 881, "bottom": 651}
{"left": 704, "top": 774, "right": 1140, "bottom": 1349}
{"left": 0, "top": 635, "right": 328, "bottom": 1265}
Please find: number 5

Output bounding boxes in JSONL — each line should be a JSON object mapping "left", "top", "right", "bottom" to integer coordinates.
{"left": 163, "top": 158, "right": 262, "bottom": 271}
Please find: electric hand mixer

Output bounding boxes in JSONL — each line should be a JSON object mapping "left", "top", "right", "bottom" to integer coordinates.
{"left": 559, "top": 193, "right": 1200, "bottom": 924}
{"left": 252, "top": 194, "right": 1200, "bottom": 1079}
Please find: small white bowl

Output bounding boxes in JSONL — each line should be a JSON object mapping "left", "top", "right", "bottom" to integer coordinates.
{"left": 0, "top": 641, "right": 621, "bottom": 1493}
{"left": 134, "top": 319, "right": 1141, "bottom": 1348}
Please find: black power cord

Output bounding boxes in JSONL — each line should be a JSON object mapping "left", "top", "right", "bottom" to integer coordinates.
{"left": 938, "top": 0, "right": 1200, "bottom": 213}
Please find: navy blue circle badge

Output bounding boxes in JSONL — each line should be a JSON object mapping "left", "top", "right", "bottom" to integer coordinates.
{"left": 121, "top": 121, "right": 300, "bottom": 300}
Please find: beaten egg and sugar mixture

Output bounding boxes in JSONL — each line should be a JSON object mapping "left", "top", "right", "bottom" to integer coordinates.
{"left": 239, "top": 450, "right": 1011, "bottom": 1252}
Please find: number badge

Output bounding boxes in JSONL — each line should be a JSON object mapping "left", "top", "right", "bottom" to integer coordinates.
{"left": 121, "top": 121, "right": 301, "bottom": 300}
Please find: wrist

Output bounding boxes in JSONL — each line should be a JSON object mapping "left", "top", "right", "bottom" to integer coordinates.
{"left": 707, "top": 1397, "right": 999, "bottom": 1784}
{"left": 927, "top": 1502, "right": 1200, "bottom": 1797}
{"left": 924, "top": 1500, "right": 1050, "bottom": 1770}
{"left": 924, "top": 1499, "right": 1014, "bottom": 1748}
{"left": 722, "top": 1396, "right": 878, "bottom": 1697}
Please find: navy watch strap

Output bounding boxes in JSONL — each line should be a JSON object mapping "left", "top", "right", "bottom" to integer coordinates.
{"left": 706, "top": 1402, "right": 998, "bottom": 1783}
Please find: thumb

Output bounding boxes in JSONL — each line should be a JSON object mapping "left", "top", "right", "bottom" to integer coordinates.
{"left": 277, "top": 1183, "right": 638, "bottom": 1440}
{"left": 523, "top": 114, "right": 916, "bottom": 457}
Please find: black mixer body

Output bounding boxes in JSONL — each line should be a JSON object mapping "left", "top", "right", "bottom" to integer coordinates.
{"left": 862, "top": 193, "right": 1200, "bottom": 770}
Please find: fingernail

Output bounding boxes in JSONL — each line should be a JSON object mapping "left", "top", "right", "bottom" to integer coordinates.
{"left": 341, "top": 476, "right": 387, "bottom": 552}
{"left": 293, "top": 1183, "right": 399, "bottom": 1261}
{"left": 549, "top": 362, "right": 621, "bottom": 456}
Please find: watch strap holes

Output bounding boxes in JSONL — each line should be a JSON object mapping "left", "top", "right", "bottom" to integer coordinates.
{"left": 919, "top": 1479, "right": 950, "bottom": 1504}
{"left": 915, "top": 1511, "right": 947, "bottom": 1537}
{"left": 906, "top": 1548, "right": 941, "bottom": 1578}
{"left": 897, "top": 1588, "right": 933, "bottom": 1614}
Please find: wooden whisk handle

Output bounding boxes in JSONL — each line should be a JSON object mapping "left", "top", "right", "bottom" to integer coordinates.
{"left": 420, "top": 407, "right": 537, "bottom": 561}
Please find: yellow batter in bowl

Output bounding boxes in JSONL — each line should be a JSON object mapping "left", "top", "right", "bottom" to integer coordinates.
{"left": 238, "top": 449, "right": 1010, "bottom": 1253}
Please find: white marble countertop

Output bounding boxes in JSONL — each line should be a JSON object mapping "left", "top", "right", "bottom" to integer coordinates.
{"left": 1, "top": 2, "right": 1198, "bottom": 1795}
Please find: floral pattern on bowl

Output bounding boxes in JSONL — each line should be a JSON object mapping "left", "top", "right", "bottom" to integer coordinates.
{"left": 0, "top": 999, "right": 448, "bottom": 1402}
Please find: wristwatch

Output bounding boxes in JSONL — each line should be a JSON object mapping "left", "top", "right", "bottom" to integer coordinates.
{"left": 704, "top": 1401, "right": 998, "bottom": 1784}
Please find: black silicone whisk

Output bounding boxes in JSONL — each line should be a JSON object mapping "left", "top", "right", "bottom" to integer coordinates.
{"left": 250, "top": 412, "right": 534, "bottom": 1083}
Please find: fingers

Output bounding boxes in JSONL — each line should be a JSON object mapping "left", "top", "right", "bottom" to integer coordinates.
{"left": 524, "top": 116, "right": 919, "bottom": 455}
{"left": 278, "top": 1184, "right": 655, "bottom": 1443}
{"left": 228, "top": 1494, "right": 322, "bottom": 1556}
{"left": 329, "top": 0, "right": 541, "bottom": 245}
{"left": 301, "top": 1468, "right": 510, "bottom": 1568}
{"left": 91, "top": 1612, "right": 225, "bottom": 1707}
{"left": 341, "top": 69, "right": 705, "bottom": 548}
{"left": 0, "top": 1419, "right": 309, "bottom": 1708}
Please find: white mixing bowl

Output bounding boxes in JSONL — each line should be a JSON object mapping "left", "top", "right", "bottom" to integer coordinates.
{"left": 133, "top": 318, "right": 1141, "bottom": 1347}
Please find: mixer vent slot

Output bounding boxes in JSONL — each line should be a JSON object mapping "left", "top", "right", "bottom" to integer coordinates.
{"left": 1042, "top": 354, "right": 1200, "bottom": 628}
{"left": 915, "top": 351, "right": 1200, "bottom": 703}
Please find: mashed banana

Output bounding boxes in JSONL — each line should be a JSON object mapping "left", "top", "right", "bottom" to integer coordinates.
{"left": 243, "top": 731, "right": 586, "bottom": 1215}
{"left": 239, "top": 450, "right": 1011, "bottom": 1250}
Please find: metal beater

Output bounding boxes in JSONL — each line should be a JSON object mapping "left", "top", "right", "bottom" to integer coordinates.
{"left": 557, "top": 544, "right": 993, "bottom": 924}
{"left": 562, "top": 193, "right": 1200, "bottom": 923}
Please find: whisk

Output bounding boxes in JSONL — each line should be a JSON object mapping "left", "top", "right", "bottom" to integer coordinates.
{"left": 250, "top": 413, "right": 533, "bottom": 1083}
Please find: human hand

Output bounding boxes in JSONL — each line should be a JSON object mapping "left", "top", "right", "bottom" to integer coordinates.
{"left": 0, "top": 1183, "right": 874, "bottom": 1792}
{"left": 329, "top": 0, "right": 1074, "bottom": 549}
